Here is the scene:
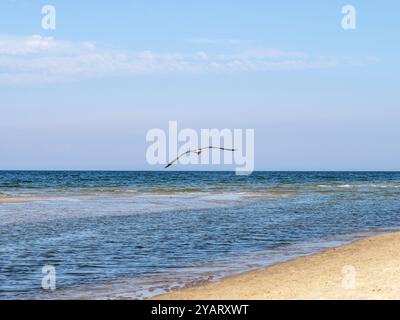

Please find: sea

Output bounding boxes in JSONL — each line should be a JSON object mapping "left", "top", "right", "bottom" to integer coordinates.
{"left": 1, "top": 171, "right": 400, "bottom": 299}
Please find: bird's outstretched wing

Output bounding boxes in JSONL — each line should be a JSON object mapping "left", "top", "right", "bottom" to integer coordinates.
{"left": 164, "top": 146, "right": 236, "bottom": 168}
{"left": 206, "top": 146, "right": 236, "bottom": 152}
{"left": 164, "top": 150, "right": 193, "bottom": 168}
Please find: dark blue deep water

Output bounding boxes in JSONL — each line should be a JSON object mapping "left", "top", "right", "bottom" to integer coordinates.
{"left": 1, "top": 171, "right": 400, "bottom": 299}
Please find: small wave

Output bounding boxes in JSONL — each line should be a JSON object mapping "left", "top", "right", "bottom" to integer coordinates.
{"left": 317, "top": 183, "right": 400, "bottom": 190}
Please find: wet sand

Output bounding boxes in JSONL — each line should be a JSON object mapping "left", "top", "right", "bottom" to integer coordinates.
{"left": 155, "top": 232, "right": 400, "bottom": 300}
{"left": 0, "top": 199, "right": 32, "bottom": 204}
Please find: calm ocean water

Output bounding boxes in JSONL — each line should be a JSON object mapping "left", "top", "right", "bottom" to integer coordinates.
{"left": 1, "top": 171, "right": 400, "bottom": 299}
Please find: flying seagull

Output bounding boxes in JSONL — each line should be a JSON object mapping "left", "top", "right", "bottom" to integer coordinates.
{"left": 164, "top": 146, "right": 236, "bottom": 168}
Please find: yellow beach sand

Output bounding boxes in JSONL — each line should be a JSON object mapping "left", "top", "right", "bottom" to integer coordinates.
{"left": 155, "top": 232, "right": 400, "bottom": 300}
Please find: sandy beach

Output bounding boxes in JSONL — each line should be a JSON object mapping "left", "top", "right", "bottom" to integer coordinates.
{"left": 155, "top": 232, "right": 400, "bottom": 300}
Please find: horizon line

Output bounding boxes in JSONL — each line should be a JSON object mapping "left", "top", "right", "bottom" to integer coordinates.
{"left": 1, "top": 169, "right": 399, "bottom": 173}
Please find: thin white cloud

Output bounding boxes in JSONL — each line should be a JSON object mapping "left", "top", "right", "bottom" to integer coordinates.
{"left": 0, "top": 35, "right": 95, "bottom": 55}
{"left": 187, "top": 37, "right": 248, "bottom": 45}
{"left": 0, "top": 35, "right": 343, "bottom": 84}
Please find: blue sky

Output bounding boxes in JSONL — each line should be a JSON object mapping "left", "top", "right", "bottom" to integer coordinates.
{"left": 0, "top": 0, "right": 399, "bottom": 170}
